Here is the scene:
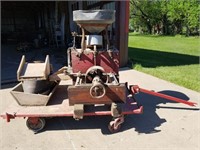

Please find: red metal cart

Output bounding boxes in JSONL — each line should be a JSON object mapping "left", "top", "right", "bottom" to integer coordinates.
{"left": 0, "top": 82, "right": 143, "bottom": 133}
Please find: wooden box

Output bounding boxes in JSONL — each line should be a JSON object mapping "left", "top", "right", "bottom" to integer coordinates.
{"left": 68, "top": 83, "right": 127, "bottom": 105}
{"left": 10, "top": 82, "right": 59, "bottom": 106}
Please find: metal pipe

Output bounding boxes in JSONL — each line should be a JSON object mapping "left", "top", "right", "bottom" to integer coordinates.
{"left": 137, "top": 87, "right": 197, "bottom": 107}
{"left": 105, "top": 26, "right": 110, "bottom": 50}
{"left": 81, "top": 27, "right": 85, "bottom": 53}
{"left": 67, "top": 48, "right": 71, "bottom": 68}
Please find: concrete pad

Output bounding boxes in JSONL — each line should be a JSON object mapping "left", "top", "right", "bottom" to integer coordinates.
{"left": 0, "top": 68, "right": 199, "bottom": 150}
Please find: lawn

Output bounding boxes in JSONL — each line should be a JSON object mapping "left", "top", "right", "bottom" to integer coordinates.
{"left": 128, "top": 32, "right": 200, "bottom": 92}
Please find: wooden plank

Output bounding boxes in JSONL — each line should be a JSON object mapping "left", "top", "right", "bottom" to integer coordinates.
{"left": 68, "top": 83, "right": 126, "bottom": 105}
{"left": 45, "top": 55, "right": 51, "bottom": 77}
{"left": 18, "top": 55, "right": 50, "bottom": 80}
{"left": 20, "top": 63, "right": 46, "bottom": 78}
{"left": 17, "top": 55, "right": 25, "bottom": 80}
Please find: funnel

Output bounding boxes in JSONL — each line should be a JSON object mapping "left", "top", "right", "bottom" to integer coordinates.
{"left": 73, "top": 10, "right": 115, "bottom": 33}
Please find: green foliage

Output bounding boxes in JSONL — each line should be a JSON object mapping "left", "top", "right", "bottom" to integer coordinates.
{"left": 130, "top": 0, "right": 200, "bottom": 36}
{"left": 130, "top": 0, "right": 163, "bottom": 33}
{"left": 167, "top": 0, "right": 199, "bottom": 33}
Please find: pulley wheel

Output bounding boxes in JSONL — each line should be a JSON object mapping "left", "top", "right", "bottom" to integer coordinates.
{"left": 90, "top": 83, "right": 106, "bottom": 98}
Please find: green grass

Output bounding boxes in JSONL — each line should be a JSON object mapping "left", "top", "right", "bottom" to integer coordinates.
{"left": 128, "top": 32, "right": 200, "bottom": 92}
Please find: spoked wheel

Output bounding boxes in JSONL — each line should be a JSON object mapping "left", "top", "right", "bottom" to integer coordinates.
{"left": 108, "top": 115, "right": 124, "bottom": 133}
{"left": 26, "top": 117, "right": 46, "bottom": 133}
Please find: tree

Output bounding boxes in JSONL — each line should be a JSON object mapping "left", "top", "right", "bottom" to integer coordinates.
{"left": 130, "top": 0, "right": 163, "bottom": 34}
{"left": 129, "top": 0, "right": 200, "bottom": 36}
{"left": 167, "top": 0, "right": 200, "bottom": 36}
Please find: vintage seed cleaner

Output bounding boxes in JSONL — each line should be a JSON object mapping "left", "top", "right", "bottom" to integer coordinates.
{"left": 0, "top": 10, "right": 197, "bottom": 133}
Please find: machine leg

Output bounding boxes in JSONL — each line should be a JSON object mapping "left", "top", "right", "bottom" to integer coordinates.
{"left": 26, "top": 117, "right": 46, "bottom": 133}
{"left": 109, "top": 103, "right": 124, "bottom": 133}
{"left": 111, "top": 103, "right": 123, "bottom": 118}
{"left": 73, "top": 104, "right": 84, "bottom": 120}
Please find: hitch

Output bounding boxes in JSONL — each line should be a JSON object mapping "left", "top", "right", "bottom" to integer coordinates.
{"left": 131, "top": 85, "right": 197, "bottom": 107}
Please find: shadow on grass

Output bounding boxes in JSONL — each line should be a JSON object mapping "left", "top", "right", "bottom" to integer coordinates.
{"left": 128, "top": 47, "right": 199, "bottom": 67}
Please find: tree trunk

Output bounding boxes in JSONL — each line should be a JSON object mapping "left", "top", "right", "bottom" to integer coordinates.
{"left": 147, "top": 21, "right": 152, "bottom": 34}
{"left": 162, "top": 14, "right": 169, "bottom": 35}
{"left": 186, "top": 25, "right": 190, "bottom": 37}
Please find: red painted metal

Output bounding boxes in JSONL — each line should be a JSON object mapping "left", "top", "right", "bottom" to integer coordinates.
{"left": 28, "top": 117, "right": 39, "bottom": 125}
{"left": 71, "top": 52, "right": 94, "bottom": 73}
{"left": 4, "top": 113, "right": 15, "bottom": 122}
{"left": 5, "top": 113, "right": 10, "bottom": 122}
{"left": 96, "top": 52, "right": 119, "bottom": 74}
{"left": 123, "top": 106, "right": 143, "bottom": 115}
{"left": 71, "top": 51, "right": 119, "bottom": 74}
{"left": 131, "top": 85, "right": 140, "bottom": 94}
{"left": 0, "top": 90, "right": 143, "bottom": 122}
{"left": 5, "top": 113, "right": 11, "bottom": 122}
{"left": 1, "top": 106, "right": 143, "bottom": 122}
{"left": 125, "top": 0, "right": 130, "bottom": 33}
{"left": 131, "top": 86, "right": 197, "bottom": 107}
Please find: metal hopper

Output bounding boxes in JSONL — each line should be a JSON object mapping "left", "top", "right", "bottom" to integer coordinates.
{"left": 73, "top": 10, "right": 115, "bottom": 33}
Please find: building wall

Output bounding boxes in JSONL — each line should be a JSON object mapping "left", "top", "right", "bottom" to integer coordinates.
{"left": 116, "top": 1, "right": 129, "bottom": 67}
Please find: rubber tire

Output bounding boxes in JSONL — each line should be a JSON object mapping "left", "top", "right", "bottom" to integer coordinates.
{"left": 108, "top": 122, "right": 121, "bottom": 133}
{"left": 26, "top": 117, "right": 46, "bottom": 133}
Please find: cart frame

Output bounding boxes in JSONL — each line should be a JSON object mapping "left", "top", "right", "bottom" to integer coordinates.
{"left": 0, "top": 82, "right": 143, "bottom": 133}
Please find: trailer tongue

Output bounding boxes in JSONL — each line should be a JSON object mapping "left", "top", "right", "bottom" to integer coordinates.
{"left": 131, "top": 85, "right": 197, "bottom": 107}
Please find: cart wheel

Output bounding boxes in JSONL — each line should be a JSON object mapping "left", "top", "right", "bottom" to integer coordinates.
{"left": 108, "top": 116, "right": 124, "bottom": 133}
{"left": 26, "top": 117, "right": 46, "bottom": 133}
{"left": 108, "top": 121, "right": 121, "bottom": 133}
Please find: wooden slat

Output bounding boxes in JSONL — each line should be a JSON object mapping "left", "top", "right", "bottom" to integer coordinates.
{"left": 20, "top": 63, "right": 46, "bottom": 78}
{"left": 18, "top": 55, "right": 50, "bottom": 80}
{"left": 17, "top": 55, "right": 25, "bottom": 81}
